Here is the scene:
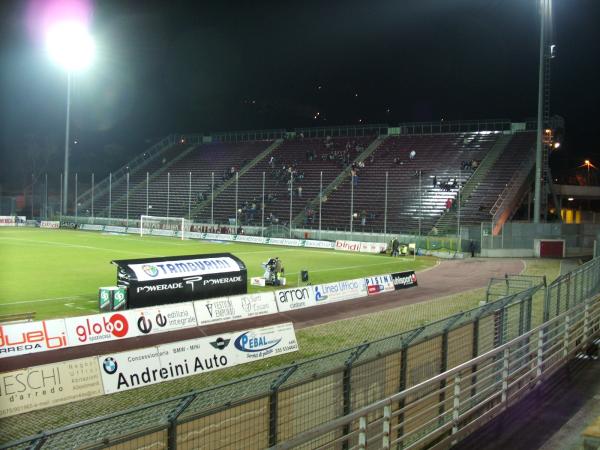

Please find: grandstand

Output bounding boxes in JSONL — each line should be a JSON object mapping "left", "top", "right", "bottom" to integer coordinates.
{"left": 75, "top": 121, "right": 538, "bottom": 237}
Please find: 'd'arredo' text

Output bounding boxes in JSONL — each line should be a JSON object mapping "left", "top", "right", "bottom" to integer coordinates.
{"left": 116, "top": 355, "right": 229, "bottom": 389}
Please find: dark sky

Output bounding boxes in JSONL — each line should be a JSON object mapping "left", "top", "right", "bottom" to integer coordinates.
{"left": 1, "top": 0, "right": 599, "bottom": 189}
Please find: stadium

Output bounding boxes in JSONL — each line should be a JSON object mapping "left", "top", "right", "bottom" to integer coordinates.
{"left": 1, "top": 1, "right": 600, "bottom": 450}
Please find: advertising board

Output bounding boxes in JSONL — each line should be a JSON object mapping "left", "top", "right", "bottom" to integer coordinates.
{"left": 80, "top": 224, "right": 104, "bottom": 231}
{"left": 64, "top": 303, "right": 198, "bottom": 346}
{"left": 193, "top": 292, "right": 277, "bottom": 326}
{"left": 40, "top": 221, "right": 60, "bottom": 229}
{"left": 335, "top": 240, "right": 387, "bottom": 254}
{"left": 0, "top": 357, "right": 103, "bottom": 418}
{"left": 112, "top": 253, "right": 247, "bottom": 308}
{"left": 104, "top": 226, "right": 127, "bottom": 233}
{"left": 98, "top": 323, "right": 298, "bottom": 394}
{"left": 0, "top": 319, "right": 68, "bottom": 358}
{"left": 364, "top": 274, "right": 395, "bottom": 295}
{"left": 391, "top": 271, "right": 418, "bottom": 290}
{"left": 313, "top": 278, "right": 367, "bottom": 304}
{"left": 274, "top": 286, "right": 316, "bottom": 312}
{"left": 302, "top": 239, "right": 335, "bottom": 249}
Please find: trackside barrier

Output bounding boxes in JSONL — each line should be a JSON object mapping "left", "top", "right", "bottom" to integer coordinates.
{"left": 3, "top": 259, "right": 596, "bottom": 449}
{"left": 0, "top": 271, "right": 413, "bottom": 360}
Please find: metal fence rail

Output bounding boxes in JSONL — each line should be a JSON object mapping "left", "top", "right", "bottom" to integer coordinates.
{"left": 270, "top": 293, "right": 600, "bottom": 450}
{"left": 1, "top": 258, "right": 598, "bottom": 450}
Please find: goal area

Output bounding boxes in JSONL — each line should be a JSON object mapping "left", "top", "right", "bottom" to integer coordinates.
{"left": 139, "top": 215, "right": 192, "bottom": 240}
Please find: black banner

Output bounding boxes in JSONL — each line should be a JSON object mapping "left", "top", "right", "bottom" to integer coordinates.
{"left": 112, "top": 253, "right": 247, "bottom": 308}
{"left": 391, "top": 271, "right": 418, "bottom": 290}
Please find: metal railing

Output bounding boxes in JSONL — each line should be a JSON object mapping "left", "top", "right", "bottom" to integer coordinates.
{"left": 270, "top": 292, "right": 600, "bottom": 449}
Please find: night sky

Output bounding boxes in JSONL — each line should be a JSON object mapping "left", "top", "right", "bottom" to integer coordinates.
{"left": 1, "top": 0, "right": 599, "bottom": 190}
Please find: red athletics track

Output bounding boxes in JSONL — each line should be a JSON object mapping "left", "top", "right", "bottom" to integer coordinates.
{"left": 1, "top": 258, "right": 524, "bottom": 372}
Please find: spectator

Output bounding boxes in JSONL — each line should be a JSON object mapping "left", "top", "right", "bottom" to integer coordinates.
{"left": 469, "top": 240, "right": 476, "bottom": 257}
{"left": 297, "top": 186, "right": 303, "bottom": 198}
{"left": 433, "top": 175, "right": 437, "bottom": 187}
{"left": 409, "top": 150, "right": 416, "bottom": 159}
{"left": 445, "top": 197, "right": 453, "bottom": 212}
{"left": 360, "top": 210, "right": 367, "bottom": 226}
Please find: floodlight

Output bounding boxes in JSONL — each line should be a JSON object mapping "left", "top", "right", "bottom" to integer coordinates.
{"left": 46, "top": 21, "right": 95, "bottom": 72}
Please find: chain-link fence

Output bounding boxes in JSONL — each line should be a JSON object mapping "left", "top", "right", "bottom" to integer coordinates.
{"left": 1, "top": 267, "right": 563, "bottom": 449}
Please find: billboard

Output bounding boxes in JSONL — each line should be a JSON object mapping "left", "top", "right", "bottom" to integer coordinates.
{"left": 112, "top": 253, "right": 247, "bottom": 308}
{"left": 391, "top": 271, "right": 418, "bottom": 290}
{"left": 0, "top": 357, "right": 103, "bottom": 418}
{"left": 64, "top": 303, "right": 198, "bottom": 347}
{"left": 40, "top": 221, "right": 60, "bottom": 229}
{"left": 0, "top": 319, "right": 68, "bottom": 358}
{"left": 275, "top": 286, "right": 316, "bottom": 312}
{"left": 313, "top": 278, "right": 367, "bottom": 304}
{"left": 365, "top": 274, "right": 395, "bottom": 295}
{"left": 99, "top": 323, "right": 298, "bottom": 394}
{"left": 193, "top": 292, "right": 277, "bottom": 326}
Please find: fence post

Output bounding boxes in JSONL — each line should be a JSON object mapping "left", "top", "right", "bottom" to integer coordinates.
{"left": 584, "top": 301, "right": 590, "bottom": 343}
{"left": 167, "top": 394, "right": 197, "bottom": 450}
{"left": 501, "top": 348, "right": 510, "bottom": 404}
{"left": 470, "top": 317, "right": 480, "bottom": 400}
{"left": 563, "top": 313, "right": 570, "bottom": 358}
{"left": 268, "top": 366, "right": 297, "bottom": 447}
{"left": 382, "top": 403, "right": 391, "bottom": 450}
{"left": 342, "top": 344, "right": 369, "bottom": 449}
{"left": 358, "top": 416, "right": 367, "bottom": 450}
{"left": 536, "top": 328, "right": 544, "bottom": 383}
{"left": 452, "top": 373, "right": 461, "bottom": 437}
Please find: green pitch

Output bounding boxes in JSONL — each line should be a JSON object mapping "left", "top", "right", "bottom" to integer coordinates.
{"left": 0, "top": 228, "right": 435, "bottom": 320}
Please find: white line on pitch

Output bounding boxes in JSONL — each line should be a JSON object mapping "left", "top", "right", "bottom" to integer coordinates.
{"left": 0, "top": 296, "right": 83, "bottom": 306}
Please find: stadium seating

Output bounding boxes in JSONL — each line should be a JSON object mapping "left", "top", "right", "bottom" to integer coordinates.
{"left": 194, "top": 136, "right": 377, "bottom": 227}
{"left": 314, "top": 132, "right": 500, "bottom": 234}
{"left": 94, "top": 141, "right": 273, "bottom": 220}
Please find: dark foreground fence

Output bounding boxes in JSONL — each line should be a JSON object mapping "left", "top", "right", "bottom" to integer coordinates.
{"left": 1, "top": 259, "right": 599, "bottom": 450}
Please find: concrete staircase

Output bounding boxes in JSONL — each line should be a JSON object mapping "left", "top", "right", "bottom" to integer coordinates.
{"left": 292, "top": 135, "right": 387, "bottom": 227}
{"left": 433, "top": 134, "right": 513, "bottom": 234}
{"left": 190, "top": 139, "right": 284, "bottom": 219}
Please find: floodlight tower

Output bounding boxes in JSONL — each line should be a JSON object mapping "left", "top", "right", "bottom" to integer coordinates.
{"left": 533, "top": 0, "right": 554, "bottom": 223}
{"left": 45, "top": 21, "right": 95, "bottom": 215}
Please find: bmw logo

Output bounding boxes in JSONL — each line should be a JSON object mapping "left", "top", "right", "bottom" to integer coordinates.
{"left": 142, "top": 265, "right": 159, "bottom": 277}
{"left": 103, "top": 357, "right": 118, "bottom": 374}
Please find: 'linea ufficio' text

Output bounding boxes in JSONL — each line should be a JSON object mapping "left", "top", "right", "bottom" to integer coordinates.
{"left": 115, "top": 355, "right": 228, "bottom": 390}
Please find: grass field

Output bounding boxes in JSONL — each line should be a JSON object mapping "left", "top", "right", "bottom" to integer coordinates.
{"left": 0, "top": 228, "right": 435, "bottom": 320}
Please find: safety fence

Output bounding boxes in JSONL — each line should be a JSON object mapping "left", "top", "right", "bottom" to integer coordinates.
{"left": 1, "top": 259, "right": 598, "bottom": 449}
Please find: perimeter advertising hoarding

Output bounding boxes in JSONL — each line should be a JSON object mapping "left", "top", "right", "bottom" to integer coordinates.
{"left": 314, "top": 278, "right": 367, "bottom": 304}
{"left": 112, "top": 253, "right": 247, "bottom": 308}
{"left": 365, "top": 274, "right": 395, "bottom": 295}
{"left": 99, "top": 323, "right": 298, "bottom": 394}
{"left": 0, "top": 357, "right": 103, "bottom": 418}
{"left": 391, "top": 271, "right": 418, "bottom": 290}
{"left": 193, "top": 292, "right": 278, "bottom": 326}
{"left": 64, "top": 303, "right": 197, "bottom": 347}
{"left": 275, "top": 286, "right": 316, "bottom": 312}
{"left": 40, "top": 221, "right": 60, "bottom": 229}
{"left": 0, "top": 319, "right": 68, "bottom": 358}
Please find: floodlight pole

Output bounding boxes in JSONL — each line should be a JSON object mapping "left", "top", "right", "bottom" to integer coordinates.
{"left": 62, "top": 72, "right": 72, "bottom": 215}
{"left": 534, "top": 0, "right": 549, "bottom": 223}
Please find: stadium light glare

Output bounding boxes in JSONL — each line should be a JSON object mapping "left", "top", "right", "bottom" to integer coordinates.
{"left": 45, "top": 21, "right": 95, "bottom": 72}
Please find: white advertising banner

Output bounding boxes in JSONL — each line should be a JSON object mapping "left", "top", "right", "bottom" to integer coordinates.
{"left": 65, "top": 303, "right": 197, "bottom": 347}
{"left": 274, "top": 286, "right": 316, "bottom": 312}
{"left": 0, "top": 216, "right": 16, "bottom": 227}
{"left": 335, "top": 240, "right": 387, "bottom": 254}
{"left": 314, "top": 278, "right": 367, "bottom": 305}
{"left": 80, "top": 224, "right": 104, "bottom": 231}
{"left": 334, "top": 240, "right": 361, "bottom": 252}
{"left": 233, "top": 235, "right": 268, "bottom": 244}
{"left": 364, "top": 274, "right": 395, "bottom": 295}
{"left": 359, "top": 242, "right": 388, "bottom": 254}
{"left": 98, "top": 346, "right": 166, "bottom": 394}
{"left": 151, "top": 229, "right": 175, "bottom": 237}
{"left": 40, "top": 221, "right": 60, "bottom": 229}
{"left": 127, "top": 227, "right": 140, "bottom": 234}
{"left": 267, "top": 238, "right": 302, "bottom": 247}
{"left": 193, "top": 292, "right": 277, "bottom": 326}
{"left": 303, "top": 239, "right": 335, "bottom": 249}
{"left": 99, "top": 323, "right": 298, "bottom": 394}
{"left": 0, "top": 357, "right": 104, "bottom": 418}
{"left": 104, "top": 226, "right": 127, "bottom": 233}
{"left": 0, "top": 319, "right": 68, "bottom": 358}
{"left": 128, "top": 256, "right": 241, "bottom": 282}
